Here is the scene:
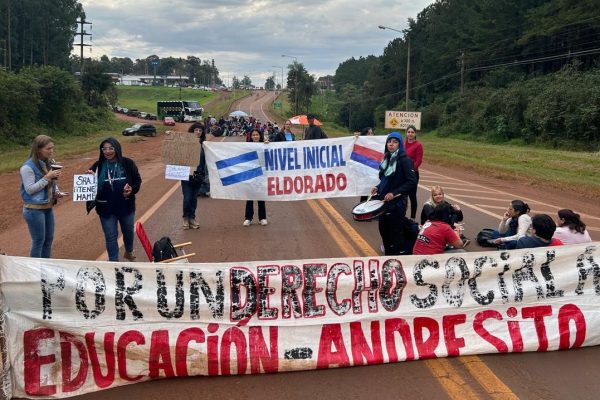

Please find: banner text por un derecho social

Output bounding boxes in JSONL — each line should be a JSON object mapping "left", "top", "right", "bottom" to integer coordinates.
{"left": 18, "top": 245, "right": 600, "bottom": 396}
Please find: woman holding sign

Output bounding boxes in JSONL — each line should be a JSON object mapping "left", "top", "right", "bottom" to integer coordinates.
{"left": 20, "top": 135, "right": 67, "bottom": 258}
{"left": 370, "top": 132, "right": 417, "bottom": 255}
{"left": 181, "top": 122, "right": 207, "bottom": 230}
{"left": 89, "top": 138, "right": 141, "bottom": 262}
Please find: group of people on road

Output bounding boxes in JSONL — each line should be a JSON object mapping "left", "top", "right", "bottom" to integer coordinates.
{"left": 363, "top": 126, "right": 592, "bottom": 256}
{"left": 19, "top": 117, "right": 592, "bottom": 261}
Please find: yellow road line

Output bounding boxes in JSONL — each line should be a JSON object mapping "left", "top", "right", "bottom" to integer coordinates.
{"left": 313, "top": 198, "right": 520, "bottom": 400}
{"left": 425, "top": 359, "right": 480, "bottom": 400}
{"left": 458, "top": 356, "right": 519, "bottom": 399}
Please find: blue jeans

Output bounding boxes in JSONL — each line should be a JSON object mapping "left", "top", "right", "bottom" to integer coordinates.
{"left": 181, "top": 180, "right": 200, "bottom": 218}
{"left": 99, "top": 212, "right": 135, "bottom": 261}
{"left": 22, "top": 208, "right": 55, "bottom": 258}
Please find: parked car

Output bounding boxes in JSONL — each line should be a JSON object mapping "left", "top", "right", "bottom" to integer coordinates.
{"left": 126, "top": 108, "right": 141, "bottom": 117}
{"left": 163, "top": 117, "right": 176, "bottom": 126}
{"left": 145, "top": 113, "right": 158, "bottom": 120}
{"left": 139, "top": 112, "right": 148, "bottom": 119}
{"left": 122, "top": 123, "right": 157, "bottom": 137}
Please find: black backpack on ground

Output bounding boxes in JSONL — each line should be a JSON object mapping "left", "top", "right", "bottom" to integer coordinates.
{"left": 152, "top": 237, "right": 178, "bottom": 262}
{"left": 476, "top": 228, "right": 497, "bottom": 247}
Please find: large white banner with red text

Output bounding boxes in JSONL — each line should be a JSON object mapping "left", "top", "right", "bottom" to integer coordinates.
{"left": 204, "top": 136, "right": 386, "bottom": 201}
{"left": 1, "top": 244, "right": 599, "bottom": 398}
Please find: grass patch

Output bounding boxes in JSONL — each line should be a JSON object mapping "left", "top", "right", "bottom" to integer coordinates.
{"left": 0, "top": 119, "right": 133, "bottom": 174}
{"left": 419, "top": 132, "right": 600, "bottom": 198}
{"left": 116, "top": 86, "right": 217, "bottom": 113}
{"left": 203, "top": 90, "right": 251, "bottom": 118}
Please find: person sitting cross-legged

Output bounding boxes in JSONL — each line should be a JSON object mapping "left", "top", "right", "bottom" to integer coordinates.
{"left": 516, "top": 214, "right": 557, "bottom": 249}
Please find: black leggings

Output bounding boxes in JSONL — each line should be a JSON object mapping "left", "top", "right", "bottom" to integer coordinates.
{"left": 408, "top": 170, "right": 420, "bottom": 219}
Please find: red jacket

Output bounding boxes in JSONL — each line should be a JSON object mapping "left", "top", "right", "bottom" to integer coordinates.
{"left": 405, "top": 140, "right": 423, "bottom": 171}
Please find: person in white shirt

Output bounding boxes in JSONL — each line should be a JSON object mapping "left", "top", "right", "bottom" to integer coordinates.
{"left": 552, "top": 209, "right": 592, "bottom": 245}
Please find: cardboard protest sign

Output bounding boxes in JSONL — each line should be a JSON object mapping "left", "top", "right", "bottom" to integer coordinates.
{"left": 161, "top": 131, "right": 201, "bottom": 169}
{"left": 0, "top": 244, "right": 599, "bottom": 398}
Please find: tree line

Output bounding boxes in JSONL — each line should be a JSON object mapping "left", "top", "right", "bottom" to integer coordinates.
{"left": 330, "top": 0, "right": 600, "bottom": 148}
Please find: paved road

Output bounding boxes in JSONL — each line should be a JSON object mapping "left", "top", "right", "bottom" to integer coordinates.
{"left": 5, "top": 92, "right": 600, "bottom": 399}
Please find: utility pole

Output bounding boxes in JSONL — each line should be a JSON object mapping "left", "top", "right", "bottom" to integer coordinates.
{"left": 460, "top": 50, "right": 465, "bottom": 94}
{"left": 406, "top": 36, "right": 411, "bottom": 111}
{"left": 379, "top": 25, "right": 411, "bottom": 111}
{"left": 6, "top": 0, "right": 11, "bottom": 70}
{"left": 74, "top": 17, "right": 92, "bottom": 78}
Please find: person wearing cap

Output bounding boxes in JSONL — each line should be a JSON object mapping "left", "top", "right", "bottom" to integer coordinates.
{"left": 370, "top": 132, "right": 417, "bottom": 255}
{"left": 303, "top": 114, "right": 327, "bottom": 140}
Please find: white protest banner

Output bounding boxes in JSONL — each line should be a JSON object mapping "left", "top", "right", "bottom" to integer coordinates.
{"left": 204, "top": 136, "right": 386, "bottom": 201}
{"left": 165, "top": 165, "right": 191, "bottom": 181}
{"left": 72, "top": 174, "right": 96, "bottom": 202}
{"left": 384, "top": 110, "right": 421, "bottom": 130}
{"left": 1, "top": 244, "right": 599, "bottom": 398}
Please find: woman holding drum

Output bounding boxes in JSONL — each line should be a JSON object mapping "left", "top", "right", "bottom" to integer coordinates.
{"left": 369, "top": 132, "right": 417, "bottom": 255}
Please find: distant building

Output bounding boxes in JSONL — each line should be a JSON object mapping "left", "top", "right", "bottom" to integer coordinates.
{"left": 117, "top": 75, "right": 191, "bottom": 86}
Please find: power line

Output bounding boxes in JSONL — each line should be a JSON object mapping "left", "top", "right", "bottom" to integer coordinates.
{"left": 467, "top": 47, "right": 600, "bottom": 72}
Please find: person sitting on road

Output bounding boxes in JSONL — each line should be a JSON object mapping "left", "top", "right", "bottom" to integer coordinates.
{"left": 492, "top": 200, "right": 532, "bottom": 250}
{"left": 413, "top": 203, "right": 466, "bottom": 255}
{"left": 552, "top": 209, "right": 592, "bottom": 245}
{"left": 243, "top": 129, "right": 269, "bottom": 227}
{"left": 420, "top": 186, "right": 469, "bottom": 247}
{"left": 516, "top": 214, "right": 557, "bottom": 249}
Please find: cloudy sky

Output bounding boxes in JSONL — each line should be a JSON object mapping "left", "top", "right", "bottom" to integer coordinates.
{"left": 77, "top": 0, "right": 432, "bottom": 86}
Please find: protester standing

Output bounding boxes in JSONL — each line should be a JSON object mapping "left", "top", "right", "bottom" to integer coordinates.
{"left": 370, "top": 132, "right": 417, "bottom": 255}
{"left": 243, "top": 129, "right": 268, "bottom": 226}
{"left": 303, "top": 114, "right": 327, "bottom": 140}
{"left": 274, "top": 120, "right": 296, "bottom": 142}
{"left": 181, "top": 122, "right": 206, "bottom": 229}
{"left": 404, "top": 125, "right": 423, "bottom": 220}
{"left": 88, "top": 138, "right": 141, "bottom": 262}
{"left": 20, "top": 135, "right": 66, "bottom": 258}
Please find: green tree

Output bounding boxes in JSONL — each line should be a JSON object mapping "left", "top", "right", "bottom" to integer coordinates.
{"left": 19, "top": 65, "right": 81, "bottom": 127}
{"left": 265, "top": 75, "right": 276, "bottom": 90}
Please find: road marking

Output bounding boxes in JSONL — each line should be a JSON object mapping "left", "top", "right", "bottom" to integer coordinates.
{"left": 458, "top": 356, "right": 519, "bottom": 399}
{"left": 312, "top": 198, "right": 513, "bottom": 400}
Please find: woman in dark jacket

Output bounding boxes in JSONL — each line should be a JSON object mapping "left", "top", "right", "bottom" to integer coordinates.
{"left": 88, "top": 137, "right": 141, "bottom": 261}
{"left": 370, "top": 132, "right": 417, "bottom": 255}
{"left": 182, "top": 122, "right": 207, "bottom": 229}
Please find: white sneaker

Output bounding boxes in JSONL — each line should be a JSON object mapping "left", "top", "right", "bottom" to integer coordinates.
{"left": 182, "top": 218, "right": 190, "bottom": 230}
{"left": 188, "top": 218, "right": 200, "bottom": 229}
{"left": 259, "top": 219, "right": 268, "bottom": 226}
{"left": 243, "top": 219, "right": 251, "bottom": 227}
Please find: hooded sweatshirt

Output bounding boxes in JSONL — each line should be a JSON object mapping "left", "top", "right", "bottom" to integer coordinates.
{"left": 89, "top": 137, "right": 142, "bottom": 217}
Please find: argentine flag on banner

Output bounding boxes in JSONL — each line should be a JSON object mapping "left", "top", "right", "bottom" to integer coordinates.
{"left": 216, "top": 151, "right": 263, "bottom": 186}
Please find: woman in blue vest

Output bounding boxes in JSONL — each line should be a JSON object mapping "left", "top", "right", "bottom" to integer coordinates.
{"left": 20, "top": 135, "right": 66, "bottom": 258}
